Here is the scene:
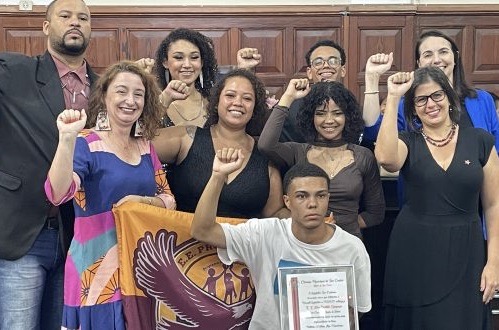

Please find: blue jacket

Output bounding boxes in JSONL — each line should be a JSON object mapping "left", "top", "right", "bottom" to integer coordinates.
{"left": 364, "top": 89, "right": 499, "bottom": 151}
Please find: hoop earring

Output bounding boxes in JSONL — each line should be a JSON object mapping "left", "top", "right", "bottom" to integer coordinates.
{"left": 134, "top": 118, "right": 144, "bottom": 137}
{"left": 199, "top": 72, "right": 204, "bottom": 89}
{"left": 95, "top": 110, "right": 111, "bottom": 131}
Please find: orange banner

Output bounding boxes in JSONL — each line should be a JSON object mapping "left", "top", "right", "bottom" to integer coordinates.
{"left": 114, "top": 202, "right": 255, "bottom": 330}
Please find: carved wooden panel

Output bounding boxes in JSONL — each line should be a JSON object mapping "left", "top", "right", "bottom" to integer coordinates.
{"left": 2, "top": 5, "right": 499, "bottom": 100}
{"left": 348, "top": 15, "right": 415, "bottom": 99}
{"left": 240, "top": 29, "right": 284, "bottom": 76}
{"left": 417, "top": 15, "right": 499, "bottom": 89}
{"left": 127, "top": 30, "right": 167, "bottom": 62}
{"left": 294, "top": 28, "right": 342, "bottom": 74}
{"left": 126, "top": 28, "right": 232, "bottom": 66}
{"left": 4, "top": 29, "right": 46, "bottom": 55}
{"left": 201, "top": 29, "right": 232, "bottom": 66}
{"left": 84, "top": 29, "right": 120, "bottom": 74}
{"left": 473, "top": 28, "right": 499, "bottom": 74}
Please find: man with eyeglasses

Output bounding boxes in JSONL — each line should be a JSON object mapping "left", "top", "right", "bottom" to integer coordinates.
{"left": 279, "top": 40, "right": 346, "bottom": 143}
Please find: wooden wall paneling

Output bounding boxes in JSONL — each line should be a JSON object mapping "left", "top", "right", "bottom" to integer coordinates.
{"left": 201, "top": 29, "right": 232, "bottom": 66}
{"left": 293, "top": 27, "right": 342, "bottom": 75}
{"left": 125, "top": 28, "right": 232, "bottom": 66}
{"left": 126, "top": 29, "right": 168, "bottom": 62}
{"left": 2, "top": 5, "right": 499, "bottom": 98}
{"left": 240, "top": 28, "right": 285, "bottom": 76}
{"left": 348, "top": 14, "right": 415, "bottom": 102}
{"left": 2, "top": 17, "right": 45, "bottom": 55}
{"left": 4, "top": 28, "right": 46, "bottom": 55}
{"left": 470, "top": 26, "right": 499, "bottom": 95}
{"left": 417, "top": 12, "right": 499, "bottom": 95}
{"left": 84, "top": 28, "right": 120, "bottom": 74}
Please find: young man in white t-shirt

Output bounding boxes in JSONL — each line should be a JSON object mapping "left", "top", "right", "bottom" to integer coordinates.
{"left": 191, "top": 148, "right": 371, "bottom": 329}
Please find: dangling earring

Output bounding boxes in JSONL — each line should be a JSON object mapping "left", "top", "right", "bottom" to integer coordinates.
{"left": 134, "top": 118, "right": 144, "bottom": 137}
{"left": 449, "top": 106, "right": 453, "bottom": 113}
{"left": 95, "top": 110, "right": 111, "bottom": 131}
{"left": 164, "top": 70, "right": 170, "bottom": 84}
{"left": 199, "top": 72, "right": 204, "bottom": 89}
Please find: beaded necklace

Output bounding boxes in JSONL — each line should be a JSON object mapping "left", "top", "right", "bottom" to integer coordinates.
{"left": 420, "top": 122, "right": 457, "bottom": 147}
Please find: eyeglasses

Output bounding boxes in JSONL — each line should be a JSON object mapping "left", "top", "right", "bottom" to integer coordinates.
{"left": 414, "top": 90, "right": 446, "bottom": 107}
{"left": 311, "top": 56, "right": 342, "bottom": 69}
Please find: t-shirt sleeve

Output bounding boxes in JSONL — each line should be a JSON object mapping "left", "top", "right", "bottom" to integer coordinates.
{"left": 398, "top": 130, "right": 411, "bottom": 147}
{"left": 217, "top": 219, "right": 263, "bottom": 268}
{"left": 477, "top": 128, "right": 495, "bottom": 167}
{"left": 355, "top": 245, "right": 372, "bottom": 313}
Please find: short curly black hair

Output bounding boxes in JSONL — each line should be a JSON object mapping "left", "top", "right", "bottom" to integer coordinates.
{"left": 297, "top": 81, "right": 364, "bottom": 144}
{"left": 305, "top": 40, "right": 346, "bottom": 67}
{"left": 154, "top": 28, "right": 218, "bottom": 99}
{"left": 206, "top": 69, "right": 268, "bottom": 136}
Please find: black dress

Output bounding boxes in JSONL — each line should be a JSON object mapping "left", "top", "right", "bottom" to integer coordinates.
{"left": 384, "top": 127, "right": 494, "bottom": 330}
{"left": 167, "top": 128, "right": 270, "bottom": 219}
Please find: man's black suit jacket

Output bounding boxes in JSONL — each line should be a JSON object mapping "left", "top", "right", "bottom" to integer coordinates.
{"left": 0, "top": 51, "right": 97, "bottom": 260}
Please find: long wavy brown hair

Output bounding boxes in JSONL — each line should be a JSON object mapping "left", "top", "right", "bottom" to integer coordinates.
{"left": 87, "top": 61, "right": 162, "bottom": 140}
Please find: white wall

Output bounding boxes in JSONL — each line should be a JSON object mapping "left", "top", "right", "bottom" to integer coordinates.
{"left": 1, "top": 0, "right": 498, "bottom": 7}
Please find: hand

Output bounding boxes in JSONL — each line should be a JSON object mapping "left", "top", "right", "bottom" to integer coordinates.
{"left": 387, "top": 71, "right": 414, "bottom": 97}
{"left": 57, "top": 109, "right": 87, "bottom": 135}
{"left": 366, "top": 52, "right": 393, "bottom": 77}
{"left": 135, "top": 57, "right": 155, "bottom": 74}
{"left": 160, "top": 80, "right": 191, "bottom": 106}
{"left": 325, "top": 211, "right": 336, "bottom": 224}
{"left": 265, "top": 94, "right": 279, "bottom": 109}
{"left": 481, "top": 261, "right": 499, "bottom": 304}
{"left": 213, "top": 148, "right": 245, "bottom": 179}
{"left": 237, "top": 48, "right": 261, "bottom": 70}
{"left": 279, "top": 78, "right": 311, "bottom": 106}
{"left": 114, "top": 194, "right": 144, "bottom": 207}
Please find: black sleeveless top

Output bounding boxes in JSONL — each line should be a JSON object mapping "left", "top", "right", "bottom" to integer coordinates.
{"left": 167, "top": 128, "right": 270, "bottom": 219}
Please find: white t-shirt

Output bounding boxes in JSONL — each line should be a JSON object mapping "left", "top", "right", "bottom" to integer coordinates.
{"left": 218, "top": 218, "right": 371, "bottom": 330}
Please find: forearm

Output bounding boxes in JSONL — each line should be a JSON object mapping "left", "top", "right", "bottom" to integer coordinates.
{"left": 191, "top": 172, "right": 227, "bottom": 247}
{"left": 363, "top": 73, "right": 382, "bottom": 126}
{"left": 375, "top": 95, "right": 401, "bottom": 167}
{"left": 485, "top": 204, "right": 499, "bottom": 264}
{"left": 258, "top": 105, "right": 288, "bottom": 152}
{"left": 159, "top": 90, "right": 174, "bottom": 109}
{"left": 143, "top": 195, "right": 175, "bottom": 209}
{"left": 48, "top": 133, "right": 78, "bottom": 203}
{"left": 273, "top": 207, "right": 290, "bottom": 219}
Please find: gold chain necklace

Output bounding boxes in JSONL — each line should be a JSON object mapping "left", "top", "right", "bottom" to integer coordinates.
{"left": 170, "top": 97, "right": 204, "bottom": 122}
{"left": 320, "top": 147, "right": 347, "bottom": 179}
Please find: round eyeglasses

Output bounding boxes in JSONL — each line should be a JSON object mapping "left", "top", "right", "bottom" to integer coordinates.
{"left": 414, "top": 90, "right": 446, "bottom": 107}
{"left": 311, "top": 56, "right": 342, "bottom": 69}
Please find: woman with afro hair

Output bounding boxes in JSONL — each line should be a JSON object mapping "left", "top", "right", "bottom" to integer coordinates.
{"left": 136, "top": 28, "right": 261, "bottom": 128}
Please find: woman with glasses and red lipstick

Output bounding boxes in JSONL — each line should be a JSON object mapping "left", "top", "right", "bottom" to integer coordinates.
{"left": 376, "top": 66, "right": 499, "bottom": 330}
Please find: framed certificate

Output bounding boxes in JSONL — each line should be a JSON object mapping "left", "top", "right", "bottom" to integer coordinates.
{"left": 277, "top": 265, "right": 358, "bottom": 330}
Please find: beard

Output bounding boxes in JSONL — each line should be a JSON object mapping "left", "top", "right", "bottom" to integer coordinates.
{"left": 50, "top": 30, "right": 90, "bottom": 56}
